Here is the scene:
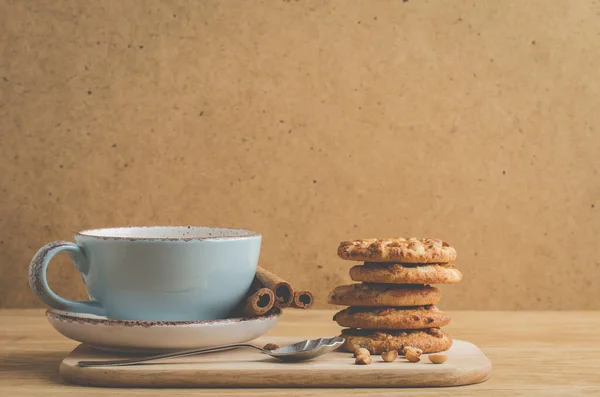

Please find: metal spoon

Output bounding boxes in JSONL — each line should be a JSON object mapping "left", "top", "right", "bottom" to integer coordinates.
{"left": 78, "top": 336, "right": 345, "bottom": 367}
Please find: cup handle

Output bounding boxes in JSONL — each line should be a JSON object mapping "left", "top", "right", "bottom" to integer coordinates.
{"left": 29, "top": 241, "right": 106, "bottom": 316}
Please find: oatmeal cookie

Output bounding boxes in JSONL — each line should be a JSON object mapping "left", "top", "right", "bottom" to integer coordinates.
{"left": 340, "top": 328, "right": 452, "bottom": 354}
{"left": 349, "top": 262, "right": 462, "bottom": 284}
{"left": 328, "top": 284, "right": 440, "bottom": 307}
{"left": 333, "top": 305, "right": 451, "bottom": 329}
{"left": 338, "top": 238, "right": 456, "bottom": 263}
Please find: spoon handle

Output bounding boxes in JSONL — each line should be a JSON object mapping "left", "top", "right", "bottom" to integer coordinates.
{"left": 78, "top": 343, "right": 264, "bottom": 367}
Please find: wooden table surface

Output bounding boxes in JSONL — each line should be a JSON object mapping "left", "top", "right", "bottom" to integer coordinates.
{"left": 1, "top": 309, "right": 599, "bottom": 396}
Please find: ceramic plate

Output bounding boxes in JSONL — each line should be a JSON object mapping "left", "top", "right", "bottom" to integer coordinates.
{"left": 46, "top": 309, "right": 280, "bottom": 353}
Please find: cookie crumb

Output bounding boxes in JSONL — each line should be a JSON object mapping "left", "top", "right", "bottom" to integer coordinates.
{"left": 354, "top": 348, "right": 370, "bottom": 358}
{"left": 405, "top": 349, "right": 420, "bottom": 362}
{"left": 381, "top": 350, "right": 398, "bottom": 362}
{"left": 263, "top": 343, "right": 280, "bottom": 351}
{"left": 355, "top": 354, "right": 371, "bottom": 365}
{"left": 403, "top": 346, "right": 423, "bottom": 357}
{"left": 428, "top": 354, "right": 448, "bottom": 364}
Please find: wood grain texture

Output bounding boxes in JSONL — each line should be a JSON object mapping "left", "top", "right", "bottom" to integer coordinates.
{"left": 59, "top": 339, "right": 491, "bottom": 388}
{"left": 1, "top": 0, "right": 600, "bottom": 310}
{"left": 1, "top": 309, "right": 600, "bottom": 395}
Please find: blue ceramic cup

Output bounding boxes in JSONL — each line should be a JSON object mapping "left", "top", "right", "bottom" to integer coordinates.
{"left": 28, "top": 226, "right": 261, "bottom": 321}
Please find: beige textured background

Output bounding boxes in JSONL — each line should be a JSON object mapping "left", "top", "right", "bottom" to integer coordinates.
{"left": 1, "top": 0, "right": 599, "bottom": 310}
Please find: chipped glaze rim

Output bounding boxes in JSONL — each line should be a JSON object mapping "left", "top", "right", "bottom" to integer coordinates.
{"left": 46, "top": 308, "right": 280, "bottom": 328}
{"left": 75, "top": 226, "right": 261, "bottom": 242}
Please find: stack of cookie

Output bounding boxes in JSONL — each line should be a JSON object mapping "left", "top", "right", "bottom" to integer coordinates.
{"left": 328, "top": 238, "right": 462, "bottom": 354}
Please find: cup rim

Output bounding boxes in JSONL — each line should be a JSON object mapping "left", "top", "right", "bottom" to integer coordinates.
{"left": 76, "top": 226, "right": 261, "bottom": 241}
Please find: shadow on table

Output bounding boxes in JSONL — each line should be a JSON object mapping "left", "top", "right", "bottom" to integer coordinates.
{"left": 0, "top": 350, "right": 68, "bottom": 385}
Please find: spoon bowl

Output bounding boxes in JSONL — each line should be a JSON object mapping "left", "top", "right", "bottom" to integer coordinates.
{"left": 268, "top": 337, "right": 345, "bottom": 362}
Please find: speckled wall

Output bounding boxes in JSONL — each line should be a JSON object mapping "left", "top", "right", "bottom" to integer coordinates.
{"left": 1, "top": 0, "right": 599, "bottom": 310}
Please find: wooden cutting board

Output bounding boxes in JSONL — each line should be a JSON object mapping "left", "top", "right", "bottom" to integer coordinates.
{"left": 60, "top": 337, "right": 491, "bottom": 388}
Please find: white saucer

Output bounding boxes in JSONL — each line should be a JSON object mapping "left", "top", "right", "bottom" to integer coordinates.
{"left": 46, "top": 309, "right": 280, "bottom": 353}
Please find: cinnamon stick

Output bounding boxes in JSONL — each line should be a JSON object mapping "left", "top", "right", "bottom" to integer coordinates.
{"left": 241, "top": 287, "right": 275, "bottom": 316}
{"left": 232, "top": 279, "right": 276, "bottom": 317}
{"left": 255, "top": 266, "right": 294, "bottom": 308}
{"left": 291, "top": 290, "right": 314, "bottom": 309}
